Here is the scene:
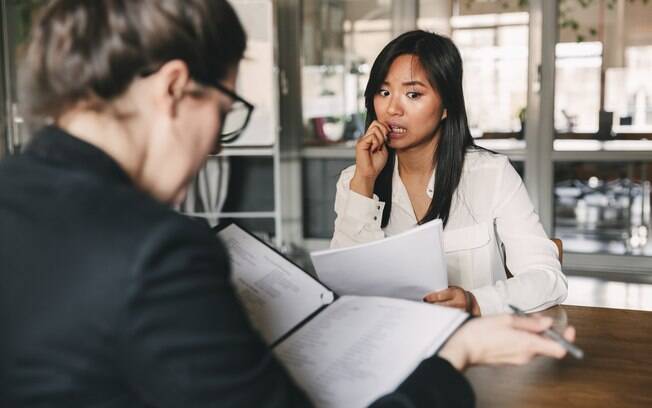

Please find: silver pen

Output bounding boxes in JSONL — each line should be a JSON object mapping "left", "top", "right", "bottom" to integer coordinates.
{"left": 508, "top": 304, "right": 584, "bottom": 360}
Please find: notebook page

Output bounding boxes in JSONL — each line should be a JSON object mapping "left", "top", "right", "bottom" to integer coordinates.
{"left": 274, "top": 296, "right": 467, "bottom": 408}
{"left": 218, "top": 224, "right": 334, "bottom": 344}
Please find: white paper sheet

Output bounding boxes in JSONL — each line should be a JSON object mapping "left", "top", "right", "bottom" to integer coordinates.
{"left": 274, "top": 296, "right": 468, "bottom": 408}
{"left": 218, "top": 224, "right": 334, "bottom": 344}
{"left": 310, "top": 220, "right": 448, "bottom": 301}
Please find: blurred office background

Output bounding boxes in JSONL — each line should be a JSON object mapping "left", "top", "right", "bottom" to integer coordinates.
{"left": 2, "top": 0, "right": 651, "bottom": 309}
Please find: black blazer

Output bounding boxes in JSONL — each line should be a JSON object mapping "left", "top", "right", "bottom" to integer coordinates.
{"left": 0, "top": 126, "right": 474, "bottom": 407}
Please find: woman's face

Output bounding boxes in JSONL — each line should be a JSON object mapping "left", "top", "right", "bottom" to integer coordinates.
{"left": 373, "top": 54, "right": 445, "bottom": 151}
{"left": 163, "top": 66, "right": 238, "bottom": 204}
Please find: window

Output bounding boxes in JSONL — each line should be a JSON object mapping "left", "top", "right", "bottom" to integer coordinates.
{"left": 301, "top": 0, "right": 392, "bottom": 145}
{"left": 552, "top": 0, "right": 652, "bottom": 257}
{"left": 450, "top": 13, "right": 529, "bottom": 138}
{"left": 555, "top": 42, "right": 602, "bottom": 134}
{"left": 605, "top": 46, "right": 652, "bottom": 134}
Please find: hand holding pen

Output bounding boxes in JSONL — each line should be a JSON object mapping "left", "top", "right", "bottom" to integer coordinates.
{"left": 439, "top": 311, "right": 579, "bottom": 370}
{"left": 509, "top": 304, "right": 584, "bottom": 359}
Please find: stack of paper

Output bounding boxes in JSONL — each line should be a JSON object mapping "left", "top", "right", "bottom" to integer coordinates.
{"left": 310, "top": 220, "right": 448, "bottom": 300}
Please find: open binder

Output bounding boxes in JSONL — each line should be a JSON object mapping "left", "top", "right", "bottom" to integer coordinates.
{"left": 216, "top": 222, "right": 469, "bottom": 408}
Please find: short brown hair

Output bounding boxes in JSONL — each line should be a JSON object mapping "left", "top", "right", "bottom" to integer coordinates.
{"left": 22, "top": 0, "right": 246, "bottom": 119}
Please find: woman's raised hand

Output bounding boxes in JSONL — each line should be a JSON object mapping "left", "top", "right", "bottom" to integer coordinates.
{"left": 349, "top": 120, "right": 390, "bottom": 197}
{"left": 438, "top": 314, "right": 576, "bottom": 371}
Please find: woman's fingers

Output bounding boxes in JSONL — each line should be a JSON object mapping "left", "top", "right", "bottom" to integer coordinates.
{"left": 563, "top": 326, "right": 576, "bottom": 342}
{"left": 525, "top": 332, "right": 567, "bottom": 360}
{"left": 510, "top": 315, "right": 554, "bottom": 333}
{"left": 370, "top": 120, "right": 390, "bottom": 136}
{"left": 510, "top": 319, "right": 577, "bottom": 362}
{"left": 508, "top": 313, "right": 575, "bottom": 341}
{"left": 358, "top": 128, "right": 386, "bottom": 153}
{"left": 423, "top": 289, "right": 453, "bottom": 303}
{"left": 424, "top": 287, "right": 469, "bottom": 307}
{"left": 356, "top": 121, "right": 389, "bottom": 155}
{"left": 370, "top": 128, "right": 387, "bottom": 152}
{"left": 352, "top": 121, "right": 390, "bottom": 184}
{"left": 437, "top": 299, "right": 465, "bottom": 309}
{"left": 372, "top": 130, "right": 385, "bottom": 152}
{"left": 369, "top": 121, "right": 389, "bottom": 147}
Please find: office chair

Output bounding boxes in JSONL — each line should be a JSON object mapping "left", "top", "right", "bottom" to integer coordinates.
{"left": 551, "top": 238, "right": 563, "bottom": 265}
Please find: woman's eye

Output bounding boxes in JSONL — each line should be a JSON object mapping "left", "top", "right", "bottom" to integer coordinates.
{"left": 406, "top": 92, "right": 421, "bottom": 99}
{"left": 378, "top": 89, "right": 390, "bottom": 97}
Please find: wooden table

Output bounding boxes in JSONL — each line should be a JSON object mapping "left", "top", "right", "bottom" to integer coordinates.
{"left": 466, "top": 305, "right": 652, "bottom": 408}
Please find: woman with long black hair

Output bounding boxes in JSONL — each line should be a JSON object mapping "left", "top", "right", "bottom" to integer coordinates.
{"left": 332, "top": 30, "right": 567, "bottom": 316}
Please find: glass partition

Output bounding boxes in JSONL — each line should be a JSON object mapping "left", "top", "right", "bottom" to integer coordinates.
{"left": 551, "top": 1, "right": 652, "bottom": 259}
{"left": 554, "top": 161, "right": 652, "bottom": 256}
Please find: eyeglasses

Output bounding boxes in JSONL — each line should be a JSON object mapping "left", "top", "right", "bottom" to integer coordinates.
{"left": 140, "top": 66, "right": 254, "bottom": 145}
{"left": 210, "top": 81, "right": 254, "bottom": 145}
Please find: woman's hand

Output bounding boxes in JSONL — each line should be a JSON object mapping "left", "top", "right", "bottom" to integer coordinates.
{"left": 438, "top": 314, "right": 576, "bottom": 371}
{"left": 349, "top": 120, "right": 390, "bottom": 197}
{"left": 424, "top": 286, "right": 481, "bottom": 316}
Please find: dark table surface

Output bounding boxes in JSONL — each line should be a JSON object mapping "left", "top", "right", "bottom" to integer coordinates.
{"left": 466, "top": 305, "right": 652, "bottom": 408}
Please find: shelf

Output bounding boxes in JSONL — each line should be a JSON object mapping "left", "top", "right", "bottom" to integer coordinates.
{"left": 185, "top": 211, "right": 277, "bottom": 219}
{"left": 564, "top": 252, "right": 652, "bottom": 275}
{"left": 473, "top": 138, "right": 526, "bottom": 160}
{"left": 300, "top": 139, "right": 652, "bottom": 162}
{"left": 302, "top": 139, "right": 528, "bottom": 160}
{"left": 211, "top": 146, "right": 275, "bottom": 157}
{"left": 302, "top": 145, "right": 356, "bottom": 159}
{"left": 552, "top": 140, "right": 652, "bottom": 161}
{"left": 554, "top": 139, "right": 652, "bottom": 152}
{"left": 552, "top": 150, "right": 652, "bottom": 162}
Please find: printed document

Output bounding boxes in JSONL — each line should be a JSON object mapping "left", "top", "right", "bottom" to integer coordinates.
{"left": 220, "top": 224, "right": 333, "bottom": 344}
{"left": 275, "top": 295, "right": 467, "bottom": 408}
{"left": 310, "top": 220, "right": 447, "bottom": 300}
{"left": 217, "top": 223, "right": 467, "bottom": 408}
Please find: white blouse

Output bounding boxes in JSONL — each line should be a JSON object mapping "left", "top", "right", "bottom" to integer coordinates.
{"left": 331, "top": 149, "right": 568, "bottom": 315}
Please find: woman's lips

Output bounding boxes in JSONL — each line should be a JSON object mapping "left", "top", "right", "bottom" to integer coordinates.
{"left": 388, "top": 125, "right": 407, "bottom": 138}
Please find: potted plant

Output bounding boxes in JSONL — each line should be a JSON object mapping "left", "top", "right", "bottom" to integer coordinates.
{"left": 517, "top": 107, "right": 527, "bottom": 140}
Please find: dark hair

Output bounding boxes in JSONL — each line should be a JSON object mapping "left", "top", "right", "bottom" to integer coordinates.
{"left": 23, "top": 0, "right": 246, "bottom": 119}
{"left": 364, "top": 30, "right": 476, "bottom": 228}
